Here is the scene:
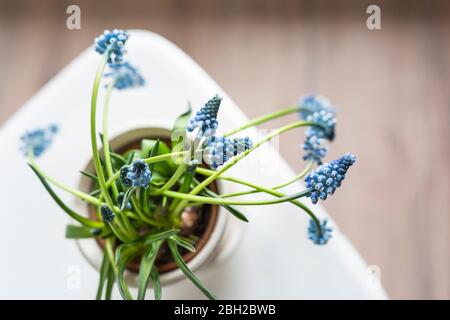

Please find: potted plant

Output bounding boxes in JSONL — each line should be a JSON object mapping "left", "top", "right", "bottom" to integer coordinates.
{"left": 22, "top": 29, "right": 356, "bottom": 300}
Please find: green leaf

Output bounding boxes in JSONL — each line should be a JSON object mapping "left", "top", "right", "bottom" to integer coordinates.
{"left": 65, "top": 224, "right": 109, "bottom": 239}
{"left": 89, "top": 188, "right": 101, "bottom": 197}
{"left": 141, "top": 139, "right": 173, "bottom": 175}
{"left": 98, "top": 132, "right": 114, "bottom": 153}
{"left": 116, "top": 245, "right": 140, "bottom": 300}
{"left": 65, "top": 224, "right": 98, "bottom": 239}
{"left": 141, "top": 139, "right": 171, "bottom": 159}
{"left": 170, "top": 234, "right": 196, "bottom": 252}
{"left": 120, "top": 187, "right": 136, "bottom": 211}
{"left": 169, "top": 170, "right": 195, "bottom": 213}
{"left": 142, "top": 229, "right": 181, "bottom": 246}
{"left": 168, "top": 240, "right": 216, "bottom": 300}
{"left": 221, "top": 204, "right": 249, "bottom": 222}
{"left": 115, "top": 243, "right": 136, "bottom": 265}
{"left": 110, "top": 152, "right": 126, "bottom": 170}
{"left": 137, "top": 241, "right": 161, "bottom": 300}
{"left": 98, "top": 132, "right": 105, "bottom": 146}
{"left": 147, "top": 139, "right": 160, "bottom": 172}
{"left": 150, "top": 267, "right": 162, "bottom": 300}
{"left": 79, "top": 170, "right": 98, "bottom": 181}
{"left": 115, "top": 229, "right": 180, "bottom": 261}
{"left": 150, "top": 172, "right": 168, "bottom": 186}
{"left": 96, "top": 250, "right": 110, "bottom": 300}
{"left": 29, "top": 164, "right": 103, "bottom": 229}
{"left": 105, "top": 267, "right": 115, "bottom": 300}
{"left": 125, "top": 150, "right": 141, "bottom": 164}
{"left": 201, "top": 187, "right": 249, "bottom": 222}
{"left": 171, "top": 103, "right": 192, "bottom": 150}
{"left": 141, "top": 187, "right": 150, "bottom": 215}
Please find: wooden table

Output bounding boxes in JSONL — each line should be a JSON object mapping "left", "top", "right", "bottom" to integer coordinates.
{"left": 0, "top": 0, "right": 448, "bottom": 299}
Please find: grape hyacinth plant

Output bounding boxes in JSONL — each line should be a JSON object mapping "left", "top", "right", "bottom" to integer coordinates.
{"left": 26, "top": 29, "right": 357, "bottom": 300}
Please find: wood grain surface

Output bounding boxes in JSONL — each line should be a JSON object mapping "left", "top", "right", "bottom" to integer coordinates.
{"left": 0, "top": 0, "right": 448, "bottom": 299}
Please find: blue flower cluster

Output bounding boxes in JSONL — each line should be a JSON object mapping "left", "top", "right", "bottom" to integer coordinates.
{"left": 95, "top": 30, "right": 146, "bottom": 90}
{"left": 204, "top": 136, "right": 253, "bottom": 169}
{"left": 305, "top": 109, "right": 336, "bottom": 141}
{"left": 298, "top": 95, "right": 337, "bottom": 164}
{"left": 187, "top": 159, "right": 200, "bottom": 173}
{"left": 100, "top": 204, "right": 115, "bottom": 222}
{"left": 104, "top": 62, "right": 145, "bottom": 90}
{"left": 20, "top": 124, "right": 58, "bottom": 157}
{"left": 304, "top": 153, "right": 356, "bottom": 204}
{"left": 94, "top": 29, "right": 129, "bottom": 63}
{"left": 105, "top": 62, "right": 145, "bottom": 90}
{"left": 298, "top": 95, "right": 335, "bottom": 120}
{"left": 302, "top": 133, "right": 328, "bottom": 165}
{"left": 308, "top": 218, "right": 332, "bottom": 245}
{"left": 186, "top": 95, "right": 222, "bottom": 139}
{"left": 117, "top": 192, "right": 132, "bottom": 210}
{"left": 120, "top": 160, "right": 152, "bottom": 188}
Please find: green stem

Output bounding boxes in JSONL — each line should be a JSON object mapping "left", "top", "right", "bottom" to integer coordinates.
{"left": 169, "top": 169, "right": 195, "bottom": 213}
{"left": 224, "top": 105, "right": 298, "bottom": 137}
{"left": 163, "top": 189, "right": 311, "bottom": 206}
{"left": 101, "top": 82, "right": 138, "bottom": 239}
{"left": 173, "top": 120, "right": 317, "bottom": 216}
{"left": 106, "top": 221, "right": 128, "bottom": 243}
{"left": 194, "top": 166, "right": 321, "bottom": 225}
{"left": 105, "top": 237, "right": 119, "bottom": 277}
{"left": 142, "top": 187, "right": 150, "bottom": 214}
{"left": 90, "top": 54, "right": 136, "bottom": 240}
{"left": 219, "top": 160, "right": 314, "bottom": 198}
{"left": 150, "top": 163, "right": 186, "bottom": 196}
{"left": 130, "top": 195, "right": 167, "bottom": 228}
{"left": 152, "top": 138, "right": 206, "bottom": 196}
{"left": 90, "top": 55, "right": 115, "bottom": 208}
{"left": 102, "top": 82, "right": 118, "bottom": 198}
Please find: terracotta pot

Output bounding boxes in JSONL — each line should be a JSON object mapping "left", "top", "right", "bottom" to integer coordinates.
{"left": 75, "top": 127, "right": 231, "bottom": 286}
{"left": 87, "top": 180, "right": 220, "bottom": 274}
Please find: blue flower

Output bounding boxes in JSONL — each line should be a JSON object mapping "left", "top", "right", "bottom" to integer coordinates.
{"left": 306, "top": 109, "right": 336, "bottom": 141}
{"left": 20, "top": 124, "right": 59, "bottom": 157}
{"left": 234, "top": 136, "right": 253, "bottom": 155}
{"left": 298, "top": 95, "right": 336, "bottom": 141}
{"left": 122, "top": 160, "right": 152, "bottom": 188}
{"left": 117, "top": 192, "right": 132, "bottom": 210}
{"left": 308, "top": 218, "right": 332, "bottom": 245}
{"left": 186, "top": 95, "right": 222, "bottom": 139}
{"left": 302, "top": 133, "right": 327, "bottom": 165}
{"left": 120, "top": 165, "right": 132, "bottom": 187}
{"left": 298, "top": 95, "right": 336, "bottom": 120}
{"left": 187, "top": 159, "right": 200, "bottom": 173}
{"left": 203, "top": 136, "right": 233, "bottom": 169}
{"left": 304, "top": 153, "right": 356, "bottom": 204}
{"left": 94, "top": 29, "right": 129, "bottom": 63}
{"left": 100, "top": 204, "right": 115, "bottom": 222}
{"left": 104, "top": 62, "right": 145, "bottom": 90}
{"left": 204, "top": 136, "right": 253, "bottom": 169}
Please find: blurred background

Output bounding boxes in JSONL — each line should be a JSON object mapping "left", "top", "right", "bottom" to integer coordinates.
{"left": 0, "top": 0, "right": 448, "bottom": 299}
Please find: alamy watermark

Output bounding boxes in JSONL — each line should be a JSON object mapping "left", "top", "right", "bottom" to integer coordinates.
{"left": 66, "top": 265, "right": 81, "bottom": 290}
{"left": 66, "top": 5, "right": 81, "bottom": 30}
{"left": 366, "top": 264, "right": 382, "bottom": 289}
{"left": 366, "top": 5, "right": 381, "bottom": 30}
